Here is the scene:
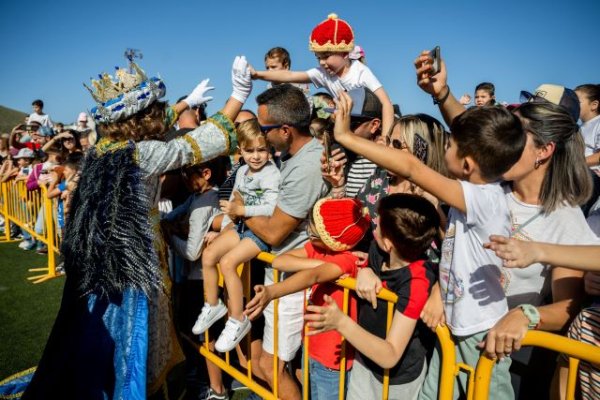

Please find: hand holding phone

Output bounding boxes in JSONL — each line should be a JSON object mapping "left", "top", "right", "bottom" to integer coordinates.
{"left": 429, "top": 46, "right": 441, "bottom": 76}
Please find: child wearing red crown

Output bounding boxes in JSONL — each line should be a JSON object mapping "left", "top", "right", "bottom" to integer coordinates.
{"left": 245, "top": 197, "right": 370, "bottom": 400}
{"left": 305, "top": 194, "right": 440, "bottom": 400}
{"left": 249, "top": 13, "right": 394, "bottom": 137}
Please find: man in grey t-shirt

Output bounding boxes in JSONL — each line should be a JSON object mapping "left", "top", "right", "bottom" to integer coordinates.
{"left": 237, "top": 84, "right": 327, "bottom": 400}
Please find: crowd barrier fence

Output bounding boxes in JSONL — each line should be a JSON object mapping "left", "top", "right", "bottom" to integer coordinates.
{"left": 2, "top": 179, "right": 600, "bottom": 399}
{"left": 0, "top": 180, "right": 60, "bottom": 283}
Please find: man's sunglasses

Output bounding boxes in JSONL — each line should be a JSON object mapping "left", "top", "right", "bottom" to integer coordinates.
{"left": 259, "top": 124, "right": 284, "bottom": 134}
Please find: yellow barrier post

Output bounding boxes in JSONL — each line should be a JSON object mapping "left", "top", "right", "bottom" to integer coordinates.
{"left": 0, "top": 182, "right": 19, "bottom": 242}
{"left": 473, "top": 330, "right": 600, "bottom": 400}
{"left": 198, "top": 253, "right": 410, "bottom": 400}
{"left": 27, "top": 185, "right": 59, "bottom": 283}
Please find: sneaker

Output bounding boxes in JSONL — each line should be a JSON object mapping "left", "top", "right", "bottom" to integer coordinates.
{"left": 19, "top": 240, "right": 35, "bottom": 250}
{"left": 36, "top": 246, "right": 48, "bottom": 254}
{"left": 191, "top": 299, "right": 227, "bottom": 335}
{"left": 215, "top": 316, "right": 251, "bottom": 353}
{"left": 204, "top": 388, "right": 229, "bottom": 400}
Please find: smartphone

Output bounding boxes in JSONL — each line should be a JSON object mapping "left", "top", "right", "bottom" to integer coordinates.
{"left": 323, "top": 131, "right": 331, "bottom": 173}
{"left": 429, "top": 46, "right": 441, "bottom": 76}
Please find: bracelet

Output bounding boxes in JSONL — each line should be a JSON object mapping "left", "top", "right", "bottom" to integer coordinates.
{"left": 432, "top": 86, "right": 451, "bottom": 105}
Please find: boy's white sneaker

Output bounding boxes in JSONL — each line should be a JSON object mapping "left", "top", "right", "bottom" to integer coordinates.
{"left": 192, "top": 300, "right": 227, "bottom": 335}
{"left": 215, "top": 316, "right": 251, "bottom": 353}
{"left": 19, "top": 240, "right": 35, "bottom": 250}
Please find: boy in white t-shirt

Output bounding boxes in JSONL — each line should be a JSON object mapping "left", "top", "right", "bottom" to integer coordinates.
{"left": 331, "top": 91, "right": 526, "bottom": 400}
{"left": 28, "top": 99, "right": 53, "bottom": 128}
{"left": 250, "top": 13, "right": 394, "bottom": 137}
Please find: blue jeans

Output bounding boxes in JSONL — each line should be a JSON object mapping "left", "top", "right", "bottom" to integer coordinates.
{"left": 309, "top": 357, "right": 349, "bottom": 400}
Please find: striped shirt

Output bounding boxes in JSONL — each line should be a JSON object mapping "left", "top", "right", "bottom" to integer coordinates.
{"left": 346, "top": 156, "right": 377, "bottom": 198}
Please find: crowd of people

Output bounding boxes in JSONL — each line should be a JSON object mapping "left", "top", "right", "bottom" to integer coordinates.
{"left": 1, "top": 12, "right": 600, "bottom": 400}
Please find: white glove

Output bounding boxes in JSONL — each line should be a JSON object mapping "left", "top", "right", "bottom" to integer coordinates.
{"left": 231, "top": 56, "right": 252, "bottom": 103}
{"left": 184, "top": 78, "right": 214, "bottom": 108}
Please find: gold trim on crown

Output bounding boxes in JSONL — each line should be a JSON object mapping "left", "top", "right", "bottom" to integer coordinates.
{"left": 84, "top": 62, "right": 148, "bottom": 103}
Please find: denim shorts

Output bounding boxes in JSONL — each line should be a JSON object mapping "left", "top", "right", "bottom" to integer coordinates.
{"left": 308, "top": 357, "right": 349, "bottom": 400}
{"left": 236, "top": 222, "right": 270, "bottom": 252}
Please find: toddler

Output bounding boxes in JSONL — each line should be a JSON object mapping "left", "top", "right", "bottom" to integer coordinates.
{"left": 194, "top": 119, "right": 280, "bottom": 353}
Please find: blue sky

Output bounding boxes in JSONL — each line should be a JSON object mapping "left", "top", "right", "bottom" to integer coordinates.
{"left": 1, "top": 0, "right": 598, "bottom": 125}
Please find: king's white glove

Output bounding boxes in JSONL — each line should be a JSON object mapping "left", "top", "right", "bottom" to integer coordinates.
{"left": 231, "top": 56, "right": 252, "bottom": 103}
{"left": 184, "top": 78, "right": 214, "bottom": 108}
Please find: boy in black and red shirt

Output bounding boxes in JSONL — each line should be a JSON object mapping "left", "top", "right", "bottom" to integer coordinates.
{"left": 305, "top": 193, "right": 440, "bottom": 400}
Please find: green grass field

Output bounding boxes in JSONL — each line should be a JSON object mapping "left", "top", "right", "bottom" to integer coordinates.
{"left": 0, "top": 241, "right": 64, "bottom": 379}
{"left": 0, "top": 241, "right": 253, "bottom": 398}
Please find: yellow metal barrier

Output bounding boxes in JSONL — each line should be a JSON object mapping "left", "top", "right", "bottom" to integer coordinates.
{"left": 0, "top": 180, "right": 61, "bottom": 283}
{"left": 473, "top": 330, "right": 600, "bottom": 400}
{"left": 435, "top": 325, "right": 475, "bottom": 400}
{"left": 200, "top": 252, "right": 401, "bottom": 400}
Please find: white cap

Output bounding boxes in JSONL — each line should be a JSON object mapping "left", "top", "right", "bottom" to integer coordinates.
{"left": 14, "top": 148, "right": 35, "bottom": 159}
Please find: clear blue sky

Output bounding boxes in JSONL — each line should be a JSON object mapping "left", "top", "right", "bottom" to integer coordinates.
{"left": 1, "top": 0, "right": 598, "bottom": 125}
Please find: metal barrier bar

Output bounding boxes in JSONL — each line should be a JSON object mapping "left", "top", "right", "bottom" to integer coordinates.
{"left": 197, "top": 253, "right": 403, "bottom": 399}
{"left": 473, "top": 330, "right": 600, "bottom": 400}
{"left": 0, "top": 180, "right": 62, "bottom": 283}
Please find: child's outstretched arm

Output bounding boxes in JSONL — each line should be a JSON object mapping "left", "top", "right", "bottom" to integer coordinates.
{"left": 306, "top": 295, "right": 417, "bottom": 369}
{"left": 251, "top": 68, "right": 311, "bottom": 84}
{"left": 485, "top": 235, "right": 600, "bottom": 272}
{"left": 373, "top": 87, "right": 394, "bottom": 138}
{"left": 333, "top": 91, "right": 467, "bottom": 213}
{"left": 244, "top": 261, "right": 345, "bottom": 320}
{"left": 271, "top": 247, "right": 323, "bottom": 272}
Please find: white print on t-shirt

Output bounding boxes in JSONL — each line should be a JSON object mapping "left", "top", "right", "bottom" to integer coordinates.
{"left": 440, "top": 225, "right": 465, "bottom": 304}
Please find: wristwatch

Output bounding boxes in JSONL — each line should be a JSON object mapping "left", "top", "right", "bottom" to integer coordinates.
{"left": 518, "top": 304, "right": 540, "bottom": 329}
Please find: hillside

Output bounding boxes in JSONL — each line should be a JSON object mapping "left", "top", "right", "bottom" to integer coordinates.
{"left": 0, "top": 105, "right": 28, "bottom": 133}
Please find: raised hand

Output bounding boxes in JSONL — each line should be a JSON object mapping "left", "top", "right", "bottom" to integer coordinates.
{"left": 184, "top": 78, "right": 214, "bottom": 108}
{"left": 459, "top": 93, "right": 472, "bottom": 105}
{"left": 332, "top": 91, "right": 353, "bottom": 144}
{"left": 231, "top": 55, "right": 252, "bottom": 103}
{"left": 414, "top": 50, "right": 448, "bottom": 98}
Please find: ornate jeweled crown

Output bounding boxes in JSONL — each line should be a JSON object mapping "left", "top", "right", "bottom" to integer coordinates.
{"left": 84, "top": 62, "right": 166, "bottom": 124}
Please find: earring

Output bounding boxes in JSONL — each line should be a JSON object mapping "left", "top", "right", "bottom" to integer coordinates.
{"left": 534, "top": 158, "right": 542, "bottom": 169}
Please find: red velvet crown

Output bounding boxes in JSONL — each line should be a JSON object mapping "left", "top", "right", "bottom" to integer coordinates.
{"left": 312, "top": 198, "right": 370, "bottom": 252}
{"left": 309, "top": 13, "right": 355, "bottom": 53}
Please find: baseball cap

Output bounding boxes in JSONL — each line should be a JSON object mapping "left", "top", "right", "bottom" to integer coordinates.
{"left": 14, "top": 148, "right": 35, "bottom": 159}
{"left": 37, "top": 126, "right": 55, "bottom": 137}
{"left": 324, "top": 87, "right": 383, "bottom": 119}
{"left": 520, "top": 84, "right": 580, "bottom": 121}
{"left": 78, "top": 112, "right": 88, "bottom": 122}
